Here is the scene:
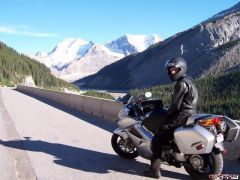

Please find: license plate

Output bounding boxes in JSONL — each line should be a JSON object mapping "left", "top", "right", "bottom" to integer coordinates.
{"left": 216, "top": 134, "right": 224, "bottom": 143}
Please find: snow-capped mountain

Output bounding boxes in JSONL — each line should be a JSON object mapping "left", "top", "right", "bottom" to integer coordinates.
{"left": 35, "top": 34, "right": 161, "bottom": 82}
{"left": 105, "top": 34, "right": 161, "bottom": 55}
{"left": 35, "top": 38, "right": 90, "bottom": 70}
{"left": 59, "top": 42, "right": 124, "bottom": 82}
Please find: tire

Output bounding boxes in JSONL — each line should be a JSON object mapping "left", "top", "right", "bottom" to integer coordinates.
{"left": 111, "top": 133, "right": 138, "bottom": 159}
{"left": 184, "top": 151, "right": 223, "bottom": 180}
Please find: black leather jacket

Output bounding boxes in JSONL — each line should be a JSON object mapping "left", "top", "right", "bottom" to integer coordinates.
{"left": 168, "top": 76, "right": 198, "bottom": 116}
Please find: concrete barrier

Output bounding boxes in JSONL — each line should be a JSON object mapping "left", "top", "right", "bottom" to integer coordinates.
{"left": 16, "top": 85, "right": 240, "bottom": 161}
{"left": 16, "top": 85, "right": 123, "bottom": 123}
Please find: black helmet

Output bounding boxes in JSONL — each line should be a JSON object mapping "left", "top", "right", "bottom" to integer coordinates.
{"left": 165, "top": 57, "right": 187, "bottom": 81}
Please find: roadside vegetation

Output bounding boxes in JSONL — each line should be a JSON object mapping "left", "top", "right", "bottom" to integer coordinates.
{"left": 0, "top": 42, "right": 79, "bottom": 91}
{"left": 83, "top": 91, "right": 114, "bottom": 100}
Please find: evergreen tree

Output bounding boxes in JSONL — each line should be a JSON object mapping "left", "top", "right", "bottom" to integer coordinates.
{"left": 0, "top": 41, "right": 79, "bottom": 91}
{"left": 131, "top": 72, "right": 240, "bottom": 120}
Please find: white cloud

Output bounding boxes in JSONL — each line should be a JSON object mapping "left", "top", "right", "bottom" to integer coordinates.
{"left": 0, "top": 26, "right": 16, "bottom": 34}
{"left": 0, "top": 25, "right": 58, "bottom": 37}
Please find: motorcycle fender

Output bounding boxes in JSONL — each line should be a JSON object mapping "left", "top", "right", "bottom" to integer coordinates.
{"left": 113, "top": 127, "right": 128, "bottom": 140}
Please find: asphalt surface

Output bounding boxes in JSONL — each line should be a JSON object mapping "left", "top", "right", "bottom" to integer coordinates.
{"left": 0, "top": 87, "right": 239, "bottom": 180}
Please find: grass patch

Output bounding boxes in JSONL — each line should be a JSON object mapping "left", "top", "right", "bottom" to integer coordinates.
{"left": 83, "top": 91, "right": 114, "bottom": 100}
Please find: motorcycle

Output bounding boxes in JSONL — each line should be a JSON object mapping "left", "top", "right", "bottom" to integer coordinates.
{"left": 111, "top": 92, "right": 240, "bottom": 179}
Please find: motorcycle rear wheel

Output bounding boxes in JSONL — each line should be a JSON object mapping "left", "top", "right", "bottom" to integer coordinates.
{"left": 111, "top": 133, "right": 138, "bottom": 159}
{"left": 184, "top": 151, "right": 223, "bottom": 180}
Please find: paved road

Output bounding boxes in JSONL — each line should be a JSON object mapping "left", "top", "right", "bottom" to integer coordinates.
{"left": 0, "top": 88, "right": 239, "bottom": 180}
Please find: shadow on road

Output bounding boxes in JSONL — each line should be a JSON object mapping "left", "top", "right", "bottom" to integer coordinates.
{"left": 0, "top": 138, "right": 190, "bottom": 179}
{"left": 14, "top": 89, "right": 116, "bottom": 133}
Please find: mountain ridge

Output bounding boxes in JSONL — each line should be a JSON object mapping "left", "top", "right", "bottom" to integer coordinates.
{"left": 75, "top": 2, "right": 240, "bottom": 90}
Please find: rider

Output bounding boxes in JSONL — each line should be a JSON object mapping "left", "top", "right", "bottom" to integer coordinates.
{"left": 143, "top": 57, "right": 199, "bottom": 179}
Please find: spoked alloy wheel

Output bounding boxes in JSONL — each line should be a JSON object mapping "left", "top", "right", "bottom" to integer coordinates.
{"left": 111, "top": 133, "right": 138, "bottom": 159}
{"left": 184, "top": 152, "right": 223, "bottom": 180}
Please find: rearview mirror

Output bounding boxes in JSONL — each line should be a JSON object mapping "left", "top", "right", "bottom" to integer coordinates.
{"left": 115, "top": 96, "right": 122, "bottom": 102}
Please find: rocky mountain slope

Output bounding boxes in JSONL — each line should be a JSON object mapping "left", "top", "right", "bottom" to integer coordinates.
{"left": 75, "top": 2, "right": 240, "bottom": 90}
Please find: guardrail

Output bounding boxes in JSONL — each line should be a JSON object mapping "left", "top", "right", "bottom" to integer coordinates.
{"left": 16, "top": 85, "right": 240, "bottom": 161}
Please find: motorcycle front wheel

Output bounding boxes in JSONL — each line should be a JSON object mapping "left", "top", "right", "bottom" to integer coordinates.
{"left": 184, "top": 151, "right": 223, "bottom": 180}
{"left": 111, "top": 133, "right": 138, "bottom": 159}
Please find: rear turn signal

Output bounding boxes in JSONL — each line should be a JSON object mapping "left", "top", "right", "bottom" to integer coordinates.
{"left": 199, "top": 117, "right": 222, "bottom": 126}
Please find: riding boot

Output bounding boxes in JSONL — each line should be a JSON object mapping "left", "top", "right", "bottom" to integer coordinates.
{"left": 143, "top": 158, "right": 161, "bottom": 179}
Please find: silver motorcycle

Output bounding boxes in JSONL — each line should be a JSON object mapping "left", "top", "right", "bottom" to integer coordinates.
{"left": 111, "top": 92, "right": 240, "bottom": 179}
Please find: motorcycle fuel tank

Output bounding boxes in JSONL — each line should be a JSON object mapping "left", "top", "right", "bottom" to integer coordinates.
{"left": 142, "top": 108, "right": 168, "bottom": 133}
{"left": 174, "top": 125, "right": 215, "bottom": 154}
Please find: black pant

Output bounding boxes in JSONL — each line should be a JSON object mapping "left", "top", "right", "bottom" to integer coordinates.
{"left": 151, "top": 112, "right": 190, "bottom": 160}
{"left": 151, "top": 129, "right": 173, "bottom": 160}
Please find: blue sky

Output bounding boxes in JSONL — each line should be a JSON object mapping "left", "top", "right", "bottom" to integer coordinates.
{"left": 0, "top": 0, "right": 239, "bottom": 54}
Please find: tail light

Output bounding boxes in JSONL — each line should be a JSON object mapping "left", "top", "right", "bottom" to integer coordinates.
{"left": 199, "top": 117, "right": 222, "bottom": 127}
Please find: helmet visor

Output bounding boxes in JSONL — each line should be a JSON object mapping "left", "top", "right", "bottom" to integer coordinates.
{"left": 165, "top": 59, "right": 175, "bottom": 67}
{"left": 168, "top": 66, "right": 179, "bottom": 75}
